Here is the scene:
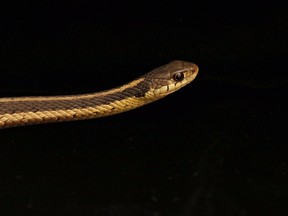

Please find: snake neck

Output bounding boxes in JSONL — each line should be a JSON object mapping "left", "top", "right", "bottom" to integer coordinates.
{"left": 0, "top": 76, "right": 158, "bottom": 128}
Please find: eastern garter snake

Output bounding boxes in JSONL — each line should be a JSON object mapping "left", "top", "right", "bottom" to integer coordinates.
{"left": 0, "top": 60, "right": 198, "bottom": 128}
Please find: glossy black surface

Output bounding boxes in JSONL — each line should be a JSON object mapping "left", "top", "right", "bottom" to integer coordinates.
{"left": 1, "top": 1, "right": 288, "bottom": 215}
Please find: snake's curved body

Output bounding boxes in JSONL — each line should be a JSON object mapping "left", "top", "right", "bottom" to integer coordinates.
{"left": 0, "top": 60, "right": 198, "bottom": 128}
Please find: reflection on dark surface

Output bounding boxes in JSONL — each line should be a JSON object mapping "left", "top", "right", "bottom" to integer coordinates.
{"left": 0, "top": 0, "right": 288, "bottom": 215}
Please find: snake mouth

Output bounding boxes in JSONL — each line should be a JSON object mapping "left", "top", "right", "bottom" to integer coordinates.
{"left": 152, "top": 81, "right": 191, "bottom": 97}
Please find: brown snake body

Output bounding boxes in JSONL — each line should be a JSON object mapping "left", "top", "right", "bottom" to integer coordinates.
{"left": 0, "top": 60, "right": 198, "bottom": 128}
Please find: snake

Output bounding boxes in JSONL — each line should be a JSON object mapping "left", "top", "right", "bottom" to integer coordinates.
{"left": 0, "top": 60, "right": 198, "bottom": 128}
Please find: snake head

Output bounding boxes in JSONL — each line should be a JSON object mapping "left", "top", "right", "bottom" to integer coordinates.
{"left": 148, "top": 60, "right": 199, "bottom": 97}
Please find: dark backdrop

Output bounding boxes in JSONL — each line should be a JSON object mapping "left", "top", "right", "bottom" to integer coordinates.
{"left": 0, "top": 1, "right": 288, "bottom": 215}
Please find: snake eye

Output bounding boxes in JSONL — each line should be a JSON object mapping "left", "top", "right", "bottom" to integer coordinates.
{"left": 173, "top": 72, "right": 184, "bottom": 82}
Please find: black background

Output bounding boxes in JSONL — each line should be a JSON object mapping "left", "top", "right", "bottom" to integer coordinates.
{"left": 0, "top": 0, "right": 288, "bottom": 215}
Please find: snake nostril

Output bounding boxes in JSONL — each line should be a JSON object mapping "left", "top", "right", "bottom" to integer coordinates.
{"left": 191, "top": 67, "right": 198, "bottom": 75}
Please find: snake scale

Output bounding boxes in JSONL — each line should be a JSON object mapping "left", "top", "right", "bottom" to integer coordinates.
{"left": 0, "top": 60, "right": 198, "bottom": 128}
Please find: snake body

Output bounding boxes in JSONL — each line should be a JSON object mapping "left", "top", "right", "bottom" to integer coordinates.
{"left": 0, "top": 60, "right": 198, "bottom": 128}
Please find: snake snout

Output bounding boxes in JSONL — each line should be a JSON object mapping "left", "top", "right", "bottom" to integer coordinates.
{"left": 183, "top": 61, "right": 199, "bottom": 75}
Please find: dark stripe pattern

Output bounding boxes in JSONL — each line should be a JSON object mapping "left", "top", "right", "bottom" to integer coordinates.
{"left": 0, "top": 79, "right": 151, "bottom": 115}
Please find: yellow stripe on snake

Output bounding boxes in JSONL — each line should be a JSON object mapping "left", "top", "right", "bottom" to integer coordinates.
{"left": 0, "top": 60, "right": 198, "bottom": 128}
